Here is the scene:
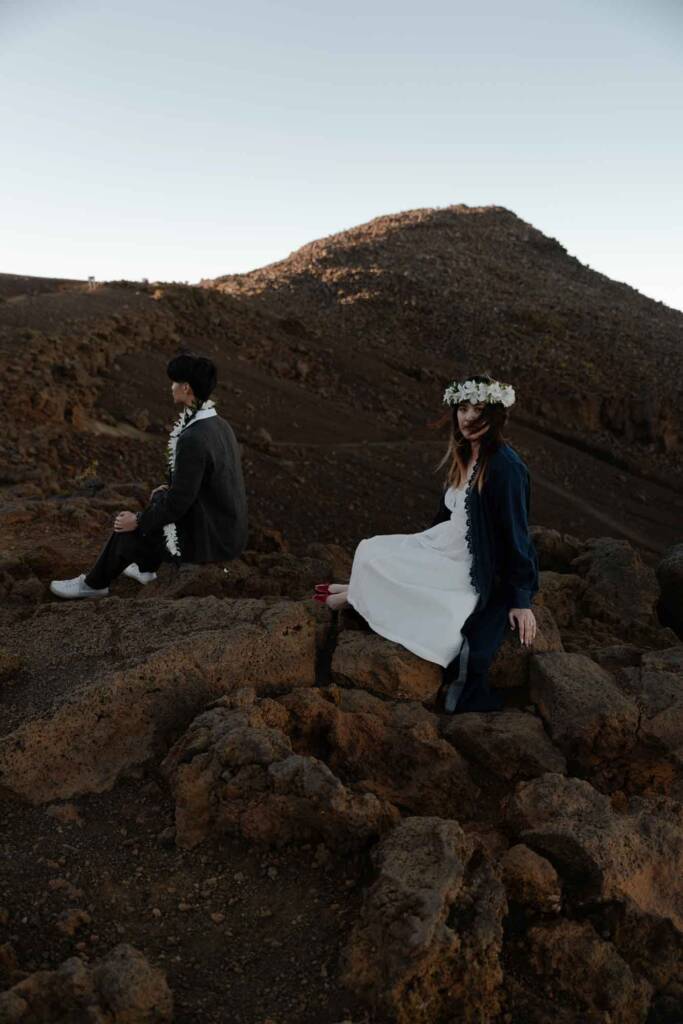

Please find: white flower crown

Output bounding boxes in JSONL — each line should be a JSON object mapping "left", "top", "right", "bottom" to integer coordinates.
{"left": 443, "top": 378, "right": 516, "bottom": 409}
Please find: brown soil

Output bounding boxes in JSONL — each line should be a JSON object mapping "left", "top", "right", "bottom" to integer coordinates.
{"left": 0, "top": 782, "right": 380, "bottom": 1024}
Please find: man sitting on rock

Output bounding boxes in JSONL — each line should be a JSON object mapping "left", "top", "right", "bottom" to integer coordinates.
{"left": 50, "top": 353, "right": 248, "bottom": 599}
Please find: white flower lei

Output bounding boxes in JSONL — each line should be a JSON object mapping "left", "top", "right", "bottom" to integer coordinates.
{"left": 443, "top": 378, "right": 516, "bottom": 409}
{"left": 163, "top": 400, "right": 216, "bottom": 557}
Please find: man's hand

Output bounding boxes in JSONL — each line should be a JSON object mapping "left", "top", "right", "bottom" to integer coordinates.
{"left": 114, "top": 511, "right": 138, "bottom": 533}
{"left": 150, "top": 484, "right": 169, "bottom": 500}
{"left": 509, "top": 608, "right": 537, "bottom": 646}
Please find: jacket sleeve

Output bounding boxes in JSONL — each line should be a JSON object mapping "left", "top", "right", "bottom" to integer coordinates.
{"left": 490, "top": 461, "right": 539, "bottom": 609}
{"left": 137, "top": 432, "right": 206, "bottom": 534}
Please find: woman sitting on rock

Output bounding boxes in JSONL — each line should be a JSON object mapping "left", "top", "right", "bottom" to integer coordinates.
{"left": 313, "top": 374, "right": 538, "bottom": 713}
{"left": 50, "top": 353, "right": 248, "bottom": 599}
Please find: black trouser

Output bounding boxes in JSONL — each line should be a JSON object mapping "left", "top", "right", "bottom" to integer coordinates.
{"left": 85, "top": 529, "right": 167, "bottom": 590}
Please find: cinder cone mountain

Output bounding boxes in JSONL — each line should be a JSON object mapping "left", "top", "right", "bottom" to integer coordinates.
{"left": 205, "top": 204, "right": 682, "bottom": 459}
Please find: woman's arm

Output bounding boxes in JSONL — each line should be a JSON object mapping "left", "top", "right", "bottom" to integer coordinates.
{"left": 137, "top": 433, "right": 207, "bottom": 533}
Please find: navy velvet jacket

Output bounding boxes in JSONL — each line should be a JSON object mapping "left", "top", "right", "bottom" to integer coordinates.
{"left": 432, "top": 443, "right": 539, "bottom": 611}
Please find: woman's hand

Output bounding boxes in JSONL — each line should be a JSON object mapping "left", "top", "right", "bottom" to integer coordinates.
{"left": 509, "top": 608, "right": 536, "bottom": 646}
{"left": 114, "top": 511, "right": 138, "bottom": 533}
{"left": 150, "top": 484, "right": 169, "bottom": 500}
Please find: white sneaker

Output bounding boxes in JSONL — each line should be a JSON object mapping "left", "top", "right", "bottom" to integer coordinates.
{"left": 49, "top": 574, "right": 109, "bottom": 600}
{"left": 123, "top": 563, "right": 158, "bottom": 585}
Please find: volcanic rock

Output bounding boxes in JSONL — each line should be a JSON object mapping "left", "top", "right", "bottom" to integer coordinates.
{"left": 488, "top": 604, "right": 564, "bottom": 689}
{"left": 342, "top": 817, "right": 506, "bottom": 1024}
{"left": 0, "top": 944, "right": 172, "bottom": 1023}
{"left": 330, "top": 631, "right": 441, "bottom": 702}
{"left": 529, "top": 652, "right": 639, "bottom": 767}
{"left": 509, "top": 773, "right": 683, "bottom": 928}
{"left": 500, "top": 844, "right": 561, "bottom": 913}
{"left": 442, "top": 709, "right": 566, "bottom": 782}
{"left": 0, "top": 597, "right": 316, "bottom": 803}
{"left": 162, "top": 689, "right": 399, "bottom": 850}
{"left": 525, "top": 919, "right": 651, "bottom": 1024}
{"left": 279, "top": 687, "right": 479, "bottom": 818}
{"left": 616, "top": 646, "right": 683, "bottom": 765}
{"left": 530, "top": 526, "right": 584, "bottom": 571}
{"left": 533, "top": 570, "right": 585, "bottom": 628}
{"left": 163, "top": 684, "right": 480, "bottom": 848}
{"left": 0, "top": 650, "right": 21, "bottom": 685}
{"left": 571, "top": 537, "right": 659, "bottom": 628}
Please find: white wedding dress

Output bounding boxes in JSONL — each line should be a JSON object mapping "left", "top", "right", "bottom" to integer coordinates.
{"left": 347, "top": 478, "right": 479, "bottom": 667}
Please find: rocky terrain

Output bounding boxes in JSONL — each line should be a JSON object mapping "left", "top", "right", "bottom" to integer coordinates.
{"left": 1, "top": 206, "right": 682, "bottom": 1022}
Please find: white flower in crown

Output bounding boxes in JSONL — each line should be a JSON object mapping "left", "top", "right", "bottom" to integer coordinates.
{"left": 443, "top": 378, "right": 516, "bottom": 408}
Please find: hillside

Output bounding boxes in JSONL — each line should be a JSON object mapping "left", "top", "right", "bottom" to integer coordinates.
{"left": 1, "top": 205, "right": 683, "bottom": 567}
{"left": 206, "top": 204, "right": 683, "bottom": 465}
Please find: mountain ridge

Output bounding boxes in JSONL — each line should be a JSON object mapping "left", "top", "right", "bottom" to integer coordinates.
{"left": 204, "top": 204, "right": 682, "bottom": 456}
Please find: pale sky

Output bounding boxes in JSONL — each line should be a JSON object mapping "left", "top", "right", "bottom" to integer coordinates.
{"left": 1, "top": 0, "right": 682, "bottom": 310}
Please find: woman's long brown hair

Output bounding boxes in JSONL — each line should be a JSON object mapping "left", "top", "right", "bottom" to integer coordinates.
{"left": 433, "top": 374, "right": 510, "bottom": 492}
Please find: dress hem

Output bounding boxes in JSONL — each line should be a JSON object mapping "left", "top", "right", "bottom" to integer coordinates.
{"left": 346, "top": 595, "right": 463, "bottom": 669}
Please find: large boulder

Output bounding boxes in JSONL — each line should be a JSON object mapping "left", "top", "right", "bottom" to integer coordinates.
{"left": 529, "top": 652, "right": 639, "bottom": 767}
{"left": 534, "top": 570, "right": 585, "bottom": 628}
{"left": 616, "top": 647, "right": 683, "bottom": 786}
{"left": 342, "top": 817, "right": 506, "bottom": 1024}
{"left": 442, "top": 709, "right": 566, "bottom": 781}
{"left": 509, "top": 773, "right": 683, "bottom": 929}
{"left": 280, "top": 687, "right": 479, "bottom": 819}
{"left": 162, "top": 688, "right": 399, "bottom": 849}
{"left": 163, "top": 685, "right": 479, "bottom": 848}
{"left": 330, "top": 631, "right": 441, "bottom": 702}
{"left": 0, "top": 597, "right": 317, "bottom": 803}
{"left": 656, "top": 544, "right": 683, "bottom": 637}
{"left": 598, "top": 900, "right": 683, "bottom": 1019}
{"left": 571, "top": 537, "right": 659, "bottom": 629}
{"left": 524, "top": 920, "right": 651, "bottom": 1024}
{"left": 489, "top": 605, "right": 564, "bottom": 689}
{"left": 0, "top": 944, "right": 172, "bottom": 1024}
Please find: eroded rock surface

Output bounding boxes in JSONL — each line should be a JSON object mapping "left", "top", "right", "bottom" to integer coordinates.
{"left": 163, "top": 686, "right": 480, "bottom": 848}
{"left": 342, "top": 817, "right": 506, "bottom": 1024}
{"left": 330, "top": 631, "right": 442, "bottom": 701}
{"left": 509, "top": 773, "right": 683, "bottom": 928}
{"left": 572, "top": 537, "right": 660, "bottom": 628}
{"left": 442, "top": 709, "right": 567, "bottom": 782}
{"left": 500, "top": 844, "right": 561, "bottom": 913}
{"left": 524, "top": 919, "right": 651, "bottom": 1024}
{"left": 0, "top": 597, "right": 316, "bottom": 803}
{"left": 617, "top": 647, "right": 683, "bottom": 763}
{"left": 0, "top": 944, "right": 172, "bottom": 1024}
{"left": 529, "top": 652, "right": 639, "bottom": 767}
{"left": 162, "top": 688, "right": 400, "bottom": 849}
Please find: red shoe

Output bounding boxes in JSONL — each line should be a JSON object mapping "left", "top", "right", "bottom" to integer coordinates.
{"left": 315, "top": 583, "right": 331, "bottom": 594}
{"left": 312, "top": 593, "right": 329, "bottom": 604}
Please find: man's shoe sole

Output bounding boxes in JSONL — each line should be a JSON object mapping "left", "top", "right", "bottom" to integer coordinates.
{"left": 49, "top": 583, "right": 109, "bottom": 599}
